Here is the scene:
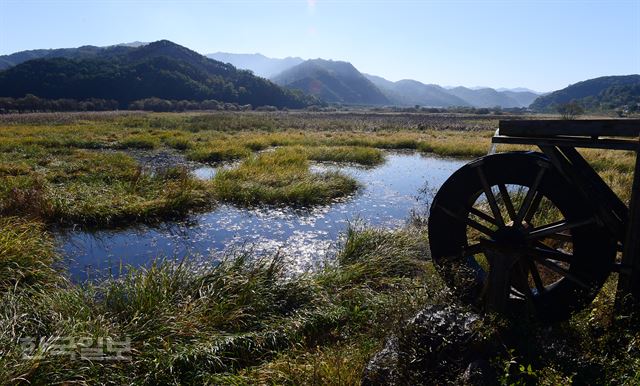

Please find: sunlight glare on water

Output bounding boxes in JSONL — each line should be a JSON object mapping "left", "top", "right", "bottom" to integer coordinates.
{"left": 58, "top": 152, "right": 467, "bottom": 281}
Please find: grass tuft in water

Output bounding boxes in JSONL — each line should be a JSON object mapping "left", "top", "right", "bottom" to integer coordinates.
{"left": 303, "top": 145, "right": 385, "bottom": 166}
{"left": 186, "top": 142, "right": 252, "bottom": 163}
{"left": 0, "top": 151, "right": 214, "bottom": 227}
{"left": 211, "top": 148, "right": 359, "bottom": 206}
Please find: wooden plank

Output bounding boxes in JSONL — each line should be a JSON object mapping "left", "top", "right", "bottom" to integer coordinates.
{"left": 492, "top": 135, "right": 639, "bottom": 151}
{"left": 499, "top": 120, "right": 640, "bottom": 138}
{"left": 615, "top": 141, "right": 640, "bottom": 317}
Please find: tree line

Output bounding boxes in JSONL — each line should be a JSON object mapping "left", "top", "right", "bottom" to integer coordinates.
{"left": 0, "top": 95, "right": 291, "bottom": 113}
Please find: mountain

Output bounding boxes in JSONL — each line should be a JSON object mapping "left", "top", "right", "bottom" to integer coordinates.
{"left": 192, "top": 51, "right": 544, "bottom": 108}
{"left": 0, "top": 40, "right": 314, "bottom": 108}
{"left": 115, "top": 41, "right": 148, "bottom": 48}
{"left": 530, "top": 75, "right": 640, "bottom": 112}
{"left": 446, "top": 87, "right": 525, "bottom": 108}
{"left": 366, "top": 74, "right": 538, "bottom": 108}
{"left": 272, "top": 59, "right": 389, "bottom": 105}
{"left": 499, "top": 90, "right": 540, "bottom": 108}
{"left": 496, "top": 87, "right": 542, "bottom": 94}
{"left": 0, "top": 42, "right": 149, "bottom": 70}
{"left": 0, "top": 46, "right": 110, "bottom": 70}
{"left": 207, "top": 52, "right": 303, "bottom": 79}
{"left": 365, "top": 74, "right": 469, "bottom": 107}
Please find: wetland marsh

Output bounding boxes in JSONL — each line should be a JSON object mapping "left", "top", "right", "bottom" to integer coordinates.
{"left": 1, "top": 111, "right": 637, "bottom": 384}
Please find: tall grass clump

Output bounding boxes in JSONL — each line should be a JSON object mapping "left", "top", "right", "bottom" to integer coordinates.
{"left": 211, "top": 148, "right": 359, "bottom": 206}
{"left": 162, "top": 135, "right": 194, "bottom": 150}
{"left": 47, "top": 166, "right": 213, "bottom": 226}
{"left": 303, "top": 146, "right": 385, "bottom": 166}
{"left": 0, "top": 217, "right": 59, "bottom": 289}
{"left": 0, "top": 224, "right": 440, "bottom": 384}
{"left": 330, "top": 225, "right": 429, "bottom": 286}
{"left": 116, "top": 133, "right": 160, "bottom": 149}
{"left": 186, "top": 142, "right": 251, "bottom": 163}
{"left": 0, "top": 174, "right": 54, "bottom": 219}
{"left": 0, "top": 154, "right": 213, "bottom": 227}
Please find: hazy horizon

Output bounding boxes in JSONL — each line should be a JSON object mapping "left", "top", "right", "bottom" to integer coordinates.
{"left": 1, "top": 0, "right": 638, "bottom": 91}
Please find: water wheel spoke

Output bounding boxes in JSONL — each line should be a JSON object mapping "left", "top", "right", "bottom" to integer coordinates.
{"left": 441, "top": 242, "right": 488, "bottom": 262}
{"left": 526, "top": 252, "right": 589, "bottom": 289}
{"left": 476, "top": 166, "right": 505, "bottom": 226}
{"left": 528, "top": 243, "right": 574, "bottom": 263}
{"left": 539, "top": 232, "right": 573, "bottom": 243}
{"left": 526, "top": 218, "right": 594, "bottom": 241}
{"left": 523, "top": 191, "right": 544, "bottom": 224}
{"left": 469, "top": 207, "right": 498, "bottom": 226}
{"left": 528, "top": 260, "right": 546, "bottom": 294}
{"left": 515, "top": 167, "right": 546, "bottom": 224}
{"left": 437, "top": 204, "right": 496, "bottom": 238}
{"left": 497, "top": 183, "right": 517, "bottom": 221}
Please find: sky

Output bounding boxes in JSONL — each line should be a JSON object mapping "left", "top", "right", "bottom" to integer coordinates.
{"left": 0, "top": 0, "right": 638, "bottom": 92}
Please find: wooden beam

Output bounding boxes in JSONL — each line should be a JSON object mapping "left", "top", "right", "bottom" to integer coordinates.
{"left": 499, "top": 120, "right": 640, "bottom": 138}
{"left": 616, "top": 139, "right": 640, "bottom": 317}
{"left": 492, "top": 135, "right": 639, "bottom": 151}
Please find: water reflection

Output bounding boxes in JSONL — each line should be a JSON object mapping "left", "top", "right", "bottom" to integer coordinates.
{"left": 58, "top": 152, "right": 467, "bottom": 281}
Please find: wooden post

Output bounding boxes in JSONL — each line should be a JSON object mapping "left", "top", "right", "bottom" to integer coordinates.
{"left": 615, "top": 136, "right": 640, "bottom": 318}
{"left": 484, "top": 250, "right": 515, "bottom": 314}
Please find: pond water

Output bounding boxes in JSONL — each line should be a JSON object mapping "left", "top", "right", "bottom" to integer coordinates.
{"left": 57, "top": 152, "right": 468, "bottom": 281}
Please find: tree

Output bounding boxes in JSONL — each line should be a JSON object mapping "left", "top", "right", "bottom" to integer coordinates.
{"left": 557, "top": 101, "right": 584, "bottom": 120}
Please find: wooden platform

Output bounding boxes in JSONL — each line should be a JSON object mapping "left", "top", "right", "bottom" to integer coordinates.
{"left": 495, "top": 120, "right": 640, "bottom": 151}
{"left": 499, "top": 119, "right": 640, "bottom": 138}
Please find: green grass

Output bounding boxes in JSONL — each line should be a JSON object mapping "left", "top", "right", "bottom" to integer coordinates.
{"left": 186, "top": 142, "right": 252, "bottom": 163}
{"left": 211, "top": 148, "right": 359, "bottom": 206}
{"left": 0, "top": 151, "right": 213, "bottom": 226}
{"left": 0, "top": 225, "right": 438, "bottom": 385}
{"left": 0, "top": 217, "right": 59, "bottom": 290}
{"left": 0, "top": 111, "right": 637, "bottom": 384}
{"left": 3, "top": 219, "right": 636, "bottom": 385}
{"left": 303, "top": 145, "right": 385, "bottom": 166}
{"left": 116, "top": 133, "right": 160, "bottom": 149}
{"left": 162, "top": 134, "right": 194, "bottom": 150}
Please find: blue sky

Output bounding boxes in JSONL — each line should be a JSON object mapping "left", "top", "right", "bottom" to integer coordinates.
{"left": 0, "top": 0, "right": 638, "bottom": 91}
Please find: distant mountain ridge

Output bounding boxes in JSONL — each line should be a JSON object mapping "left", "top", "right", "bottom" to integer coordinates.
{"left": 212, "top": 52, "right": 540, "bottom": 107}
{"left": 0, "top": 40, "right": 314, "bottom": 108}
{"left": 272, "top": 59, "right": 390, "bottom": 105}
{"left": 207, "top": 52, "right": 303, "bottom": 79}
{"left": 496, "top": 87, "right": 542, "bottom": 93}
{"left": 446, "top": 86, "right": 538, "bottom": 108}
{"left": 530, "top": 75, "right": 640, "bottom": 112}
{"left": 365, "top": 74, "right": 470, "bottom": 107}
{"left": 0, "top": 45, "right": 543, "bottom": 108}
{"left": 0, "top": 42, "right": 148, "bottom": 70}
{"left": 2, "top": 44, "right": 634, "bottom": 110}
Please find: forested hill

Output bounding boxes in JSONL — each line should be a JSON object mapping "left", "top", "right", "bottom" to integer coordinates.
{"left": 0, "top": 40, "right": 316, "bottom": 109}
{"left": 530, "top": 75, "right": 640, "bottom": 112}
{"left": 0, "top": 42, "right": 149, "bottom": 70}
{"left": 272, "top": 59, "right": 390, "bottom": 105}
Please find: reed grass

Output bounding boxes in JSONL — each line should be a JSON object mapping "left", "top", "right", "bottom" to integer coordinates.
{"left": 0, "top": 151, "right": 213, "bottom": 227}
{"left": 186, "top": 142, "right": 252, "bottom": 163}
{"left": 211, "top": 148, "right": 359, "bottom": 206}
{"left": 0, "top": 225, "right": 439, "bottom": 385}
{"left": 0, "top": 111, "right": 637, "bottom": 384}
{"left": 303, "top": 146, "right": 385, "bottom": 166}
{"left": 0, "top": 217, "right": 59, "bottom": 290}
{"left": 116, "top": 133, "right": 160, "bottom": 149}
